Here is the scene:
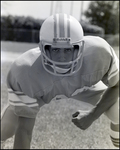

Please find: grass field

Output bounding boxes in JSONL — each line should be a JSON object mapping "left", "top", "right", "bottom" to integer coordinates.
{"left": 1, "top": 41, "right": 119, "bottom": 149}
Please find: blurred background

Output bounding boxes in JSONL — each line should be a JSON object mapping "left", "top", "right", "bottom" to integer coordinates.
{"left": 1, "top": 1, "right": 119, "bottom": 45}
{"left": 1, "top": 1, "right": 119, "bottom": 149}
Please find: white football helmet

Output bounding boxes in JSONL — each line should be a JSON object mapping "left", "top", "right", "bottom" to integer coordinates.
{"left": 39, "top": 13, "right": 84, "bottom": 76}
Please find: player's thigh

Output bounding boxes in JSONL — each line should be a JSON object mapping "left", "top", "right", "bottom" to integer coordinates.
{"left": 104, "top": 98, "right": 119, "bottom": 124}
{"left": 1, "top": 104, "right": 19, "bottom": 138}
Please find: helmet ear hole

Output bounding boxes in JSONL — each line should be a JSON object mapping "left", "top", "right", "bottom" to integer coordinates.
{"left": 73, "top": 45, "right": 79, "bottom": 50}
{"left": 44, "top": 45, "right": 51, "bottom": 59}
{"left": 73, "top": 45, "right": 79, "bottom": 60}
{"left": 44, "top": 45, "right": 51, "bottom": 51}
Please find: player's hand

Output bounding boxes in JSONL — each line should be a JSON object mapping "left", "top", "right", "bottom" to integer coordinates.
{"left": 72, "top": 110, "right": 95, "bottom": 130}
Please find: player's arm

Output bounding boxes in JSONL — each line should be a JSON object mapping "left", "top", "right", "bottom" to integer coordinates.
{"left": 72, "top": 46, "right": 119, "bottom": 130}
{"left": 13, "top": 116, "right": 36, "bottom": 149}
{"left": 92, "top": 46, "right": 119, "bottom": 120}
{"left": 90, "top": 80, "right": 119, "bottom": 120}
{"left": 72, "top": 81, "right": 119, "bottom": 130}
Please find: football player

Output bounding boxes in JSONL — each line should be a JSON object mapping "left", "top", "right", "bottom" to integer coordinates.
{"left": 1, "top": 13, "right": 119, "bottom": 149}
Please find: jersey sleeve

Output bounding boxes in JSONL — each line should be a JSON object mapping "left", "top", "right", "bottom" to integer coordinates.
{"left": 6, "top": 62, "right": 41, "bottom": 118}
{"left": 102, "top": 46, "right": 119, "bottom": 87}
{"left": 7, "top": 62, "right": 22, "bottom": 91}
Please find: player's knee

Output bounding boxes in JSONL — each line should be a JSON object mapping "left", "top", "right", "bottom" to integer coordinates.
{"left": 106, "top": 100, "right": 120, "bottom": 148}
{"left": 104, "top": 99, "right": 119, "bottom": 124}
{"left": 110, "top": 122, "right": 119, "bottom": 148}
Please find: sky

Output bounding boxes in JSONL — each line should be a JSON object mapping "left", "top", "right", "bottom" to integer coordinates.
{"left": 1, "top": 1, "right": 90, "bottom": 21}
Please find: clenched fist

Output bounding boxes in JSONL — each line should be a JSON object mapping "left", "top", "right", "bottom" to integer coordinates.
{"left": 72, "top": 110, "right": 95, "bottom": 130}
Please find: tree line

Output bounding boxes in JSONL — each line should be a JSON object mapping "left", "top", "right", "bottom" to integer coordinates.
{"left": 1, "top": 15, "right": 44, "bottom": 30}
{"left": 1, "top": 15, "right": 104, "bottom": 35}
{"left": 84, "top": 1, "right": 119, "bottom": 34}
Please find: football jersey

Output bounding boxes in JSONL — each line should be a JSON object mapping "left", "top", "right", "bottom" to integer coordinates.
{"left": 7, "top": 36, "right": 119, "bottom": 117}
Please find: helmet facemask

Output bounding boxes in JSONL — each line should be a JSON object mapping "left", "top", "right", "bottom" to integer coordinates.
{"left": 39, "top": 40, "right": 84, "bottom": 76}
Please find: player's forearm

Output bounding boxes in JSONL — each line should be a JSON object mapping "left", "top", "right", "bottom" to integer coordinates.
{"left": 14, "top": 129, "right": 31, "bottom": 149}
{"left": 91, "top": 83, "right": 119, "bottom": 120}
{"left": 13, "top": 127, "right": 32, "bottom": 149}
